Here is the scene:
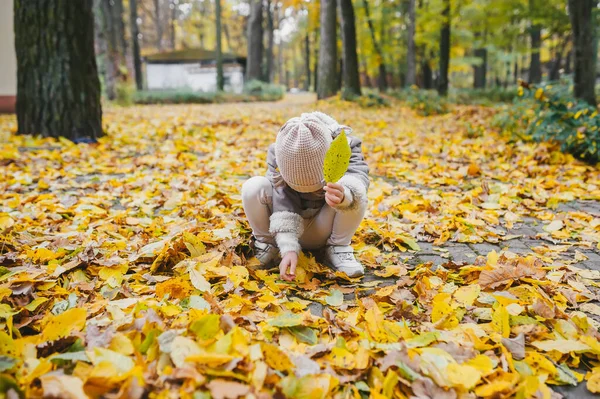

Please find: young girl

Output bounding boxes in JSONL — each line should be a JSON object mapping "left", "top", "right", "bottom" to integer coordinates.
{"left": 241, "top": 112, "right": 369, "bottom": 281}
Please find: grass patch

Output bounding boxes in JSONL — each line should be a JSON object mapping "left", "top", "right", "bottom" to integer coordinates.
{"left": 133, "top": 80, "right": 285, "bottom": 105}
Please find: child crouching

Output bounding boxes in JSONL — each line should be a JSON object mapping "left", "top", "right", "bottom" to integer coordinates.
{"left": 242, "top": 111, "right": 369, "bottom": 281}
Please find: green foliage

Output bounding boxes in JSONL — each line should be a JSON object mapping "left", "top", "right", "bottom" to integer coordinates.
{"left": 243, "top": 80, "right": 286, "bottom": 101}
{"left": 114, "top": 83, "right": 135, "bottom": 106}
{"left": 344, "top": 92, "right": 390, "bottom": 108}
{"left": 493, "top": 83, "right": 600, "bottom": 164}
{"left": 133, "top": 90, "right": 218, "bottom": 104}
{"left": 392, "top": 88, "right": 450, "bottom": 116}
{"left": 133, "top": 84, "right": 285, "bottom": 105}
{"left": 450, "top": 87, "right": 519, "bottom": 106}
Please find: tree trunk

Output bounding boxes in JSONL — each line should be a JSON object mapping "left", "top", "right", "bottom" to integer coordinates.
{"left": 405, "top": 0, "right": 416, "bottom": 87}
{"left": 170, "top": 0, "right": 176, "bottom": 49}
{"left": 305, "top": 34, "right": 311, "bottom": 91}
{"left": 98, "top": 0, "right": 126, "bottom": 100}
{"left": 549, "top": 37, "right": 567, "bottom": 81}
{"left": 568, "top": 0, "right": 597, "bottom": 106}
{"left": 514, "top": 57, "right": 519, "bottom": 84}
{"left": 153, "top": 0, "right": 163, "bottom": 51}
{"left": 338, "top": 0, "right": 361, "bottom": 98}
{"left": 215, "top": 0, "right": 224, "bottom": 91}
{"left": 529, "top": 0, "right": 542, "bottom": 83}
{"left": 565, "top": 47, "right": 572, "bottom": 75}
{"left": 14, "top": 0, "right": 103, "bottom": 141}
{"left": 473, "top": 48, "right": 487, "bottom": 88}
{"left": 246, "top": 0, "right": 264, "bottom": 81}
{"left": 266, "top": 0, "right": 275, "bottom": 82}
{"left": 437, "top": 0, "right": 450, "bottom": 96}
{"left": 363, "top": 0, "right": 387, "bottom": 91}
{"left": 129, "top": 0, "right": 143, "bottom": 90}
{"left": 422, "top": 59, "right": 433, "bottom": 89}
{"left": 317, "top": 0, "right": 337, "bottom": 99}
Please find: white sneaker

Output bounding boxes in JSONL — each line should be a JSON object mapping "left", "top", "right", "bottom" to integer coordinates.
{"left": 253, "top": 240, "right": 280, "bottom": 267}
{"left": 323, "top": 245, "right": 364, "bottom": 278}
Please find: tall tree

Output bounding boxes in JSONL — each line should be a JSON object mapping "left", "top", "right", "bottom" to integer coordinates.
{"left": 317, "top": 0, "right": 338, "bottom": 98}
{"left": 246, "top": 0, "right": 264, "bottom": 81}
{"left": 216, "top": 0, "right": 224, "bottom": 91}
{"left": 170, "top": 0, "right": 177, "bottom": 49}
{"left": 473, "top": 32, "right": 487, "bottom": 88}
{"left": 266, "top": 0, "right": 275, "bottom": 82}
{"left": 405, "top": 0, "right": 416, "bottom": 87}
{"left": 568, "top": 0, "right": 597, "bottom": 106}
{"left": 529, "top": 0, "right": 542, "bottom": 83}
{"left": 14, "top": 0, "right": 102, "bottom": 141}
{"left": 338, "top": 0, "right": 361, "bottom": 98}
{"left": 304, "top": 34, "right": 311, "bottom": 91}
{"left": 130, "top": 0, "right": 143, "bottom": 90}
{"left": 153, "top": 0, "right": 164, "bottom": 51}
{"left": 97, "top": 0, "right": 127, "bottom": 100}
{"left": 363, "top": 0, "right": 387, "bottom": 91}
{"left": 437, "top": 0, "right": 450, "bottom": 96}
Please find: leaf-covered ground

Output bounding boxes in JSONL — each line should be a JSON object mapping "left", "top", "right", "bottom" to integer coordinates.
{"left": 1, "top": 95, "right": 600, "bottom": 398}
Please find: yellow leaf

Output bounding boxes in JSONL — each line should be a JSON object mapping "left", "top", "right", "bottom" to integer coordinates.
{"left": 453, "top": 284, "right": 480, "bottom": 307}
{"left": 587, "top": 368, "right": 600, "bottom": 393}
{"left": 323, "top": 130, "right": 351, "bottom": 183}
{"left": 474, "top": 372, "right": 519, "bottom": 397}
{"left": 0, "top": 215, "right": 14, "bottom": 230}
{"left": 491, "top": 305, "right": 510, "bottom": 338}
{"left": 183, "top": 232, "right": 206, "bottom": 257}
{"left": 446, "top": 363, "right": 481, "bottom": 390}
{"left": 261, "top": 342, "right": 294, "bottom": 372}
{"left": 42, "top": 308, "right": 87, "bottom": 342}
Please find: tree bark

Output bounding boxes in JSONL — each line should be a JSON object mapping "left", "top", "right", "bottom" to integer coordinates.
{"left": 98, "top": 0, "right": 127, "bottom": 100}
{"left": 317, "top": 0, "right": 337, "bottom": 99}
{"left": 568, "top": 0, "right": 597, "bottom": 106}
{"left": 406, "top": 0, "right": 416, "bottom": 87}
{"left": 246, "top": 0, "right": 264, "bottom": 81}
{"left": 363, "top": 0, "right": 387, "bottom": 91}
{"left": 549, "top": 36, "right": 568, "bottom": 81}
{"left": 266, "top": 0, "right": 275, "bottom": 82}
{"left": 473, "top": 48, "right": 487, "bottom": 88}
{"left": 216, "top": 0, "right": 224, "bottom": 91}
{"left": 529, "top": 0, "right": 542, "bottom": 83}
{"left": 437, "top": 0, "right": 450, "bottom": 96}
{"left": 153, "top": 0, "right": 163, "bottom": 51}
{"left": 170, "top": 0, "right": 176, "bottom": 49}
{"left": 129, "top": 0, "right": 143, "bottom": 90}
{"left": 14, "top": 0, "right": 103, "bottom": 141}
{"left": 304, "top": 34, "right": 311, "bottom": 91}
{"left": 338, "top": 0, "right": 361, "bottom": 98}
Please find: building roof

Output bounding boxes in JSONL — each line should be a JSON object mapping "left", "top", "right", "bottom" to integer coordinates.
{"left": 145, "top": 49, "right": 245, "bottom": 64}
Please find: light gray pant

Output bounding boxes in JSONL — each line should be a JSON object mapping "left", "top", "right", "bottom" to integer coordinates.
{"left": 241, "top": 176, "right": 367, "bottom": 249}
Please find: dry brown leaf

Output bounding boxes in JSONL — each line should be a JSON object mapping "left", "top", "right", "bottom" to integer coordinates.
{"left": 478, "top": 257, "right": 545, "bottom": 289}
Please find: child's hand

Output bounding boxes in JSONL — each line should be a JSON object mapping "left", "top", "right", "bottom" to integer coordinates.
{"left": 324, "top": 182, "right": 345, "bottom": 207}
{"left": 279, "top": 251, "right": 298, "bottom": 281}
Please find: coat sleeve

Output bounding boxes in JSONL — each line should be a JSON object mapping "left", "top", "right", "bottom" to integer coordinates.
{"left": 266, "top": 144, "right": 304, "bottom": 255}
{"left": 334, "top": 136, "right": 370, "bottom": 212}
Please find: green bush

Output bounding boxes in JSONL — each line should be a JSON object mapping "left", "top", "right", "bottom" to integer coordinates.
{"left": 114, "top": 83, "right": 135, "bottom": 106}
{"left": 243, "top": 80, "right": 286, "bottom": 101}
{"left": 133, "top": 82, "right": 285, "bottom": 105}
{"left": 450, "top": 87, "right": 518, "bottom": 105}
{"left": 493, "top": 82, "right": 600, "bottom": 164}
{"left": 133, "top": 90, "right": 217, "bottom": 105}
{"left": 343, "top": 91, "right": 390, "bottom": 108}
{"left": 391, "top": 88, "right": 450, "bottom": 116}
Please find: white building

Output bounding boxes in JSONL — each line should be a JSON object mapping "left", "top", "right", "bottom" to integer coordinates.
{"left": 0, "top": 0, "right": 17, "bottom": 113}
{"left": 145, "top": 49, "right": 246, "bottom": 93}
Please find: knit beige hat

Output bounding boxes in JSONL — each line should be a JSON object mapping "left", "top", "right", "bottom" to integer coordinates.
{"left": 275, "top": 113, "right": 335, "bottom": 193}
